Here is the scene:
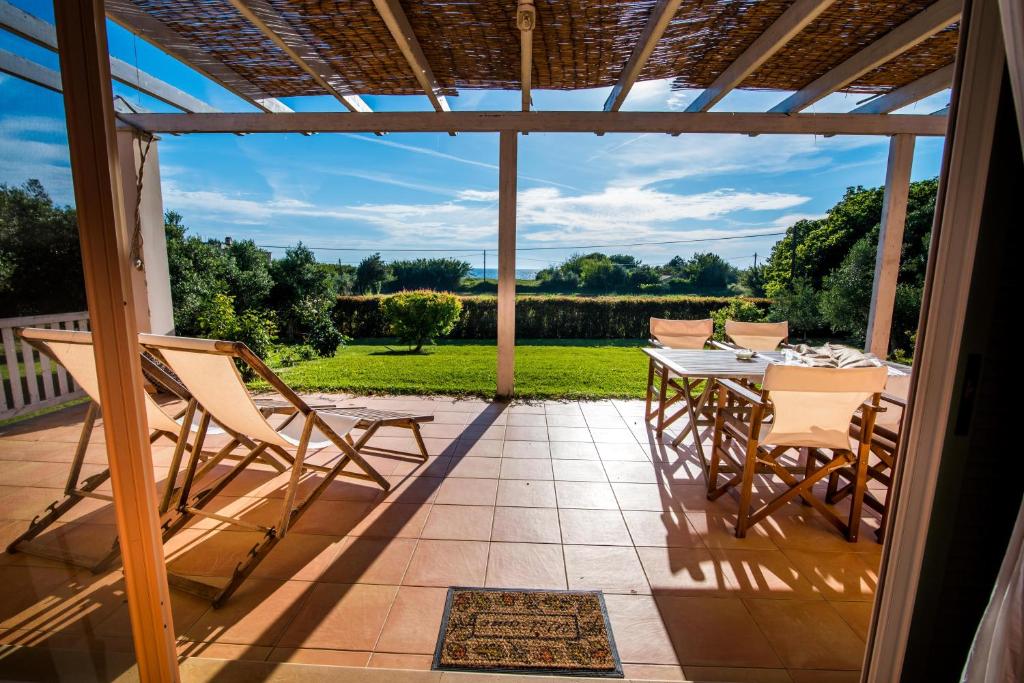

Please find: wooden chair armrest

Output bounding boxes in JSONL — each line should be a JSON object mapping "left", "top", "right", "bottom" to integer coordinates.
{"left": 710, "top": 340, "right": 737, "bottom": 350}
{"left": 648, "top": 338, "right": 666, "bottom": 348}
{"left": 717, "top": 378, "right": 765, "bottom": 406}
{"left": 881, "top": 392, "right": 907, "bottom": 408}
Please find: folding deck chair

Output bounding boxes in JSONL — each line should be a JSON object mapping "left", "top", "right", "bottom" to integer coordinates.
{"left": 721, "top": 320, "right": 789, "bottom": 352}
{"left": 138, "top": 333, "right": 395, "bottom": 607}
{"left": 645, "top": 318, "right": 714, "bottom": 433}
{"left": 708, "top": 364, "right": 887, "bottom": 542}
{"left": 6, "top": 328, "right": 218, "bottom": 571}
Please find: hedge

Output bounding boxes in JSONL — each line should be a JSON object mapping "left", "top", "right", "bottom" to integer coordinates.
{"left": 334, "top": 294, "right": 770, "bottom": 340}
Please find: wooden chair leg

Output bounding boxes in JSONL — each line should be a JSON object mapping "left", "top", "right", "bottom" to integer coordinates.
{"left": 735, "top": 441, "right": 759, "bottom": 539}
{"left": 846, "top": 444, "right": 872, "bottom": 542}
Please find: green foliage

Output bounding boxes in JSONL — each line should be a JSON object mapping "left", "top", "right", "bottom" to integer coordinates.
{"left": 388, "top": 258, "right": 470, "bottom": 292}
{"left": 735, "top": 264, "right": 767, "bottom": 297}
{"left": 819, "top": 235, "right": 876, "bottom": 339}
{"left": 269, "top": 244, "right": 337, "bottom": 339}
{"left": 679, "top": 252, "right": 738, "bottom": 292}
{"left": 308, "top": 315, "right": 346, "bottom": 357}
{"left": 272, "top": 344, "right": 318, "bottom": 367}
{"left": 768, "top": 277, "right": 823, "bottom": 336}
{"left": 710, "top": 299, "right": 766, "bottom": 341}
{"left": 380, "top": 290, "right": 463, "bottom": 352}
{"left": 355, "top": 253, "right": 390, "bottom": 294}
{"left": 194, "top": 293, "right": 278, "bottom": 374}
{"left": 0, "top": 180, "right": 84, "bottom": 316}
{"left": 337, "top": 294, "right": 770, "bottom": 340}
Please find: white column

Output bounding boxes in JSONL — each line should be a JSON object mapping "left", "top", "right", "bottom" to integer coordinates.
{"left": 866, "top": 133, "right": 915, "bottom": 357}
{"left": 496, "top": 131, "right": 517, "bottom": 398}
{"left": 117, "top": 129, "right": 174, "bottom": 335}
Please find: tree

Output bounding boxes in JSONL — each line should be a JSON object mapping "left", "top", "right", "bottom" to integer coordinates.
{"left": 768, "top": 277, "right": 823, "bottom": 336}
{"left": 388, "top": 257, "right": 470, "bottom": 291}
{"left": 269, "top": 243, "right": 337, "bottom": 338}
{"left": 0, "top": 180, "right": 84, "bottom": 316}
{"left": 681, "top": 252, "right": 738, "bottom": 293}
{"left": 355, "top": 252, "right": 390, "bottom": 293}
{"left": 735, "top": 264, "right": 767, "bottom": 297}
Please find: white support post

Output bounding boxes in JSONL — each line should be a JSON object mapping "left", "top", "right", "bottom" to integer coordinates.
{"left": 497, "top": 131, "right": 517, "bottom": 399}
{"left": 866, "top": 133, "right": 915, "bottom": 358}
{"left": 117, "top": 130, "right": 174, "bottom": 335}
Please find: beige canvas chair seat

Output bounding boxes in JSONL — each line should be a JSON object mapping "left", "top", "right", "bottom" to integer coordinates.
{"left": 649, "top": 317, "right": 713, "bottom": 349}
{"left": 724, "top": 320, "right": 789, "bottom": 351}
{"left": 709, "top": 363, "right": 887, "bottom": 541}
{"left": 139, "top": 333, "right": 396, "bottom": 607}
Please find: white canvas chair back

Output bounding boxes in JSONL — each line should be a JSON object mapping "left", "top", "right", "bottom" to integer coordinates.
{"left": 19, "top": 328, "right": 181, "bottom": 434}
{"left": 650, "top": 318, "right": 713, "bottom": 349}
{"left": 139, "top": 334, "right": 356, "bottom": 449}
{"left": 761, "top": 364, "right": 887, "bottom": 450}
{"left": 726, "top": 320, "right": 788, "bottom": 351}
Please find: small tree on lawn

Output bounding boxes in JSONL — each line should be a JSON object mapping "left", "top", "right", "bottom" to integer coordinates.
{"left": 380, "top": 290, "right": 462, "bottom": 352}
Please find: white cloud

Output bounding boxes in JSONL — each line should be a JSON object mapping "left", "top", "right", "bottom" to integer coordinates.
{"left": 0, "top": 115, "right": 72, "bottom": 203}
{"left": 457, "top": 189, "right": 499, "bottom": 202}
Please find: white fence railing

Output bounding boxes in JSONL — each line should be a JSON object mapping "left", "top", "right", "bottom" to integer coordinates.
{"left": 1, "top": 311, "right": 90, "bottom": 421}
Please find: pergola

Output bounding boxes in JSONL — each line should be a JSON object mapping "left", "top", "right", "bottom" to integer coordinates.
{"left": 8, "top": 0, "right": 1020, "bottom": 680}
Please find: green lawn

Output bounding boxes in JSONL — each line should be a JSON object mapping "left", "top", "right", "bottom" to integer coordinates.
{"left": 258, "top": 339, "right": 649, "bottom": 400}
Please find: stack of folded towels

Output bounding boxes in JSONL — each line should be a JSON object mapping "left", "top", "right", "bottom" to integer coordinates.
{"left": 781, "top": 343, "right": 883, "bottom": 368}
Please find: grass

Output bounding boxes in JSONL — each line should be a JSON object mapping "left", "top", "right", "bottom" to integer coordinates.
{"left": 256, "top": 338, "right": 649, "bottom": 400}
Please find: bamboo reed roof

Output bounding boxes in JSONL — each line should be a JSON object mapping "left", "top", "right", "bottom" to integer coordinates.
{"left": 106, "top": 0, "right": 959, "bottom": 101}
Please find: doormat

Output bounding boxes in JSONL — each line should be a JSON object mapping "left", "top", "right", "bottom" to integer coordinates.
{"left": 432, "top": 587, "right": 623, "bottom": 677}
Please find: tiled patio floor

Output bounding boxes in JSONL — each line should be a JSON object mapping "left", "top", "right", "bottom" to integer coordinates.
{"left": 0, "top": 396, "right": 883, "bottom": 682}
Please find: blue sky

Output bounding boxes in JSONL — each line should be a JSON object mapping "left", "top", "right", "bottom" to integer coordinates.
{"left": 0, "top": 0, "right": 950, "bottom": 272}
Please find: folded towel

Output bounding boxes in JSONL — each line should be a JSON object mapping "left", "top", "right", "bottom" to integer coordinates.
{"left": 782, "top": 343, "right": 882, "bottom": 369}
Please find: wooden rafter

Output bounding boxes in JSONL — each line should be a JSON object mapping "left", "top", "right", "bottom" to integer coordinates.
{"left": 603, "top": 0, "right": 681, "bottom": 112}
{"left": 685, "top": 0, "right": 837, "bottom": 112}
{"left": 371, "top": 0, "right": 451, "bottom": 112}
{"left": 770, "top": 0, "right": 961, "bottom": 113}
{"left": 0, "top": 0, "right": 217, "bottom": 112}
{"left": 117, "top": 111, "right": 948, "bottom": 136}
{"left": 518, "top": 0, "right": 535, "bottom": 112}
{"left": 850, "top": 63, "right": 954, "bottom": 114}
{"left": 106, "top": 3, "right": 291, "bottom": 113}
{"left": 225, "top": 0, "right": 370, "bottom": 113}
{"left": 0, "top": 47, "right": 61, "bottom": 92}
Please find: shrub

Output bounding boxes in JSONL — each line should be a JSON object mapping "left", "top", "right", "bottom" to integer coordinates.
{"left": 194, "top": 293, "right": 278, "bottom": 376}
{"left": 380, "top": 290, "right": 463, "bottom": 352}
{"left": 768, "top": 278, "right": 823, "bottom": 337}
{"left": 308, "top": 315, "right": 346, "bottom": 357}
{"left": 710, "top": 299, "right": 766, "bottom": 341}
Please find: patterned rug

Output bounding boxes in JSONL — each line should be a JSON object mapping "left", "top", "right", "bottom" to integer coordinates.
{"left": 432, "top": 587, "right": 623, "bottom": 677}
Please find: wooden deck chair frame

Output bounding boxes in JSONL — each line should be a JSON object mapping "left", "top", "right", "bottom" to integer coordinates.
{"left": 5, "top": 328, "right": 214, "bottom": 572}
{"left": 707, "top": 365, "right": 886, "bottom": 542}
{"left": 138, "top": 333, "right": 393, "bottom": 607}
{"left": 644, "top": 318, "right": 717, "bottom": 442}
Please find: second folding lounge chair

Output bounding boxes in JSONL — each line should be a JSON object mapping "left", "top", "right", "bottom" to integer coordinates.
{"left": 708, "top": 363, "right": 887, "bottom": 541}
{"left": 138, "top": 333, "right": 392, "bottom": 607}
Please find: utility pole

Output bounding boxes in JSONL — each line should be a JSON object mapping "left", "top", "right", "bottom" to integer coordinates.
{"left": 483, "top": 249, "right": 487, "bottom": 283}
{"left": 789, "top": 224, "right": 799, "bottom": 287}
{"left": 753, "top": 252, "right": 758, "bottom": 270}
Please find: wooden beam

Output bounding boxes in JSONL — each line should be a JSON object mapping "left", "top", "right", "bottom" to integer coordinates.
{"left": 105, "top": 2, "right": 290, "bottom": 113}
{"left": 603, "top": 0, "right": 681, "bottom": 112}
{"left": 224, "top": 0, "right": 370, "bottom": 113}
{"left": 496, "top": 131, "right": 517, "bottom": 399}
{"left": 52, "top": 1, "right": 179, "bottom": 681}
{"left": 517, "top": 0, "right": 535, "bottom": 112}
{"left": 997, "top": 0, "right": 1024, "bottom": 159}
{"left": 770, "top": 0, "right": 961, "bottom": 113}
{"left": 850, "top": 64, "right": 954, "bottom": 114}
{"left": 866, "top": 134, "right": 915, "bottom": 357}
{"left": 686, "top": 0, "right": 837, "bottom": 112}
{"left": 0, "top": 47, "right": 61, "bottom": 92}
{"left": 118, "top": 111, "right": 949, "bottom": 136}
{"left": 371, "top": 0, "right": 450, "bottom": 112}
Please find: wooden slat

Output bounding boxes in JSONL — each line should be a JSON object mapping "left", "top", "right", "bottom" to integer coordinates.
{"left": 866, "top": 134, "right": 916, "bottom": 357}
{"left": 55, "top": 321, "right": 71, "bottom": 395}
{"left": 118, "top": 111, "right": 949, "bottom": 136}
{"left": 20, "top": 338, "right": 39, "bottom": 404}
{"left": 686, "top": 0, "right": 838, "bottom": 112}
{"left": 770, "top": 0, "right": 961, "bottom": 113}
{"left": 851, "top": 64, "right": 954, "bottom": 114}
{"left": 2, "top": 327, "right": 25, "bottom": 409}
{"left": 36, "top": 324, "right": 53, "bottom": 400}
{"left": 496, "top": 130, "right": 517, "bottom": 398}
{"left": 370, "top": 0, "right": 451, "bottom": 112}
{"left": 0, "top": 311, "right": 90, "bottom": 327}
{"left": 603, "top": 0, "right": 681, "bottom": 112}
{"left": 53, "top": 1, "right": 179, "bottom": 679}
{"left": 0, "top": 47, "right": 61, "bottom": 92}
{"left": 517, "top": 0, "right": 535, "bottom": 112}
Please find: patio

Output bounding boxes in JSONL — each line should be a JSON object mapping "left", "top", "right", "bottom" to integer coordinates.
{"left": 0, "top": 394, "right": 881, "bottom": 682}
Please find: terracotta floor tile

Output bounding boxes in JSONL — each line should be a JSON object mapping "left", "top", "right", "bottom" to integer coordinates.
{"left": 622, "top": 664, "right": 688, "bottom": 681}
{"left": 505, "top": 426, "right": 549, "bottom": 442}
{"left": 276, "top": 583, "right": 398, "bottom": 651}
{"left": 491, "top": 507, "right": 561, "bottom": 543}
{"left": 368, "top": 653, "right": 435, "bottom": 669}
{"left": 501, "top": 441, "right": 551, "bottom": 459}
{"left": 622, "top": 510, "right": 704, "bottom": 548}
{"left": 375, "top": 585, "right": 449, "bottom": 654}
{"left": 558, "top": 509, "right": 631, "bottom": 546}
{"left": 545, "top": 402, "right": 583, "bottom": 415}
{"left": 782, "top": 550, "right": 878, "bottom": 601}
{"left": 684, "top": 511, "right": 779, "bottom": 551}
{"left": 348, "top": 502, "right": 431, "bottom": 539}
{"left": 636, "top": 546, "right": 737, "bottom": 597}
{"left": 290, "top": 500, "right": 374, "bottom": 536}
{"left": 787, "top": 670, "right": 861, "bottom": 683}
{"left": 445, "top": 457, "right": 501, "bottom": 479}
{"left": 595, "top": 442, "right": 650, "bottom": 461}
{"left": 382, "top": 475, "right": 442, "bottom": 504}
{"left": 266, "top": 648, "right": 372, "bottom": 666}
{"left": 509, "top": 404, "right": 545, "bottom": 415}
{"left": 176, "top": 641, "right": 274, "bottom": 662}
{"left": 603, "top": 461, "right": 659, "bottom": 484}
{"left": 549, "top": 441, "right": 599, "bottom": 460}
{"left": 184, "top": 578, "right": 312, "bottom": 647}
{"left": 554, "top": 481, "right": 619, "bottom": 510}
{"left": 547, "top": 427, "right": 593, "bottom": 442}
{"left": 654, "top": 595, "right": 782, "bottom": 668}
{"left": 421, "top": 505, "right": 494, "bottom": 541}
{"left": 682, "top": 666, "right": 793, "bottom": 682}
{"left": 319, "top": 537, "right": 417, "bottom": 585}
{"left": 764, "top": 514, "right": 880, "bottom": 553}
{"left": 248, "top": 533, "right": 347, "bottom": 582}
{"left": 612, "top": 483, "right": 672, "bottom": 511}
{"left": 500, "top": 458, "right": 553, "bottom": 481}
{"left": 485, "top": 542, "right": 567, "bottom": 590}
{"left": 563, "top": 545, "right": 649, "bottom": 594}
{"left": 507, "top": 413, "right": 547, "bottom": 427}
{"left": 495, "top": 479, "right": 557, "bottom": 508}
{"left": 744, "top": 598, "right": 865, "bottom": 670}
{"left": 589, "top": 428, "right": 636, "bottom": 444}
{"left": 602, "top": 594, "right": 679, "bottom": 665}
{"left": 403, "top": 540, "right": 489, "bottom": 587}
{"left": 551, "top": 459, "right": 607, "bottom": 482}
{"left": 829, "top": 600, "right": 874, "bottom": 641}
{"left": 546, "top": 414, "right": 588, "bottom": 428}
{"left": 458, "top": 440, "right": 503, "bottom": 458}
{"left": 390, "top": 455, "right": 450, "bottom": 478}
{"left": 708, "top": 549, "right": 820, "bottom": 599}
{"left": 434, "top": 477, "right": 498, "bottom": 506}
